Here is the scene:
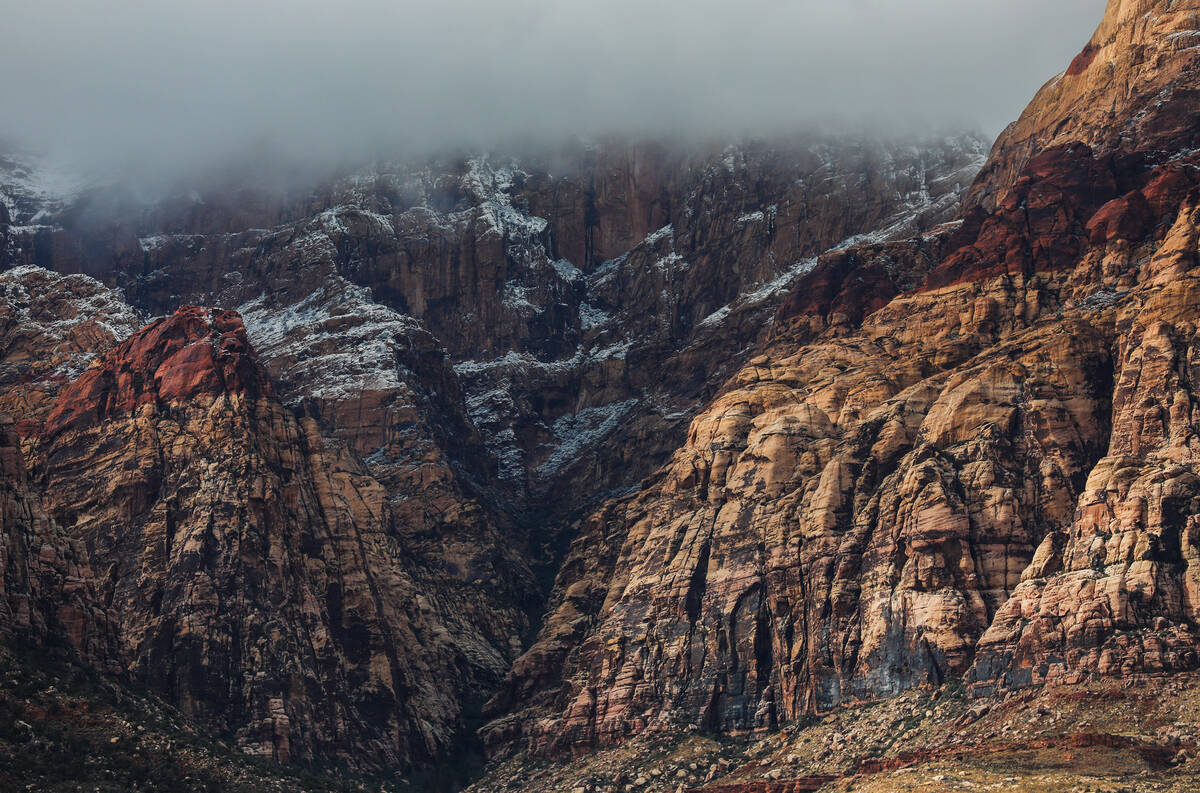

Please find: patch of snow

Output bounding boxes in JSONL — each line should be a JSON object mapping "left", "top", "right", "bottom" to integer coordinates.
{"left": 536, "top": 399, "right": 638, "bottom": 479}
{"left": 652, "top": 252, "right": 687, "bottom": 272}
{"left": 488, "top": 427, "right": 525, "bottom": 482}
{"left": 502, "top": 283, "right": 536, "bottom": 311}
{"left": 462, "top": 155, "right": 550, "bottom": 242}
{"left": 644, "top": 224, "right": 673, "bottom": 245}
{"left": 588, "top": 253, "right": 628, "bottom": 287}
{"left": 589, "top": 339, "right": 632, "bottom": 361}
{"left": 239, "top": 279, "right": 425, "bottom": 402}
{"left": 552, "top": 258, "right": 582, "bottom": 282}
{"left": 0, "top": 153, "right": 87, "bottom": 227}
{"left": 138, "top": 234, "right": 178, "bottom": 252}
{"left": 579, "top": 303, "right": 610, "bottom": 331}
{"left": 696, "top": 304, "right": 732, "bottom": 329}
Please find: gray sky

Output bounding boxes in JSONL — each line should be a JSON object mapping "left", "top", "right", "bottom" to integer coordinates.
{"left": 1, "top": 0, "right": 1106, "bottom": 184}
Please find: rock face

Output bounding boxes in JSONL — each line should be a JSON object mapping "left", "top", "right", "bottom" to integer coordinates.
{"left": 28, "top": 305, "right": 533, "bottom": 770}
{"left": 3, "top": 136, "right": 986, "bottom": 512}
{"left": 0, "top": 265, "right": 141, "bottom": 435}
{"left": 0, "top": 136, "right": 987, "bottom": 776}
{"left": 0, "top": 131, "right": 991, "bottom": 779}
{"left": 481, "top": 0, "right": 1200, "bottom": 759}
{"left": 0, "top": 415, "right": 118, "bottom": 671}
{"left": 12, "top": 1, "right": 1200, "bottom": 784}
{"left": 969, "top": 0, "right": 1200, "bottom": 211}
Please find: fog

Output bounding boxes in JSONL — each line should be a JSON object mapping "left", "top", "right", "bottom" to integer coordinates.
{"left": 1, "top": 0, "right": 1105, "bottom": 186}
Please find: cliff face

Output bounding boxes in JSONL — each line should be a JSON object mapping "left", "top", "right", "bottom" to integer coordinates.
{"left": 10, "top": 1, "right": 1200, "bottom": 785}
{"left": 481, "top": 0, "right": 1200, "bottom": 759}
{"left": 0, "top": 415, "right": 119, "bottom": 672}
{"left": 22, "top": 304, "right": 533, "bottom": 770}
{"left": 3, "top": 136, "right": 986, "bottom": 515}
{"left": 1, "top": 134, "right": 987, "bottom": 775}
{"left": 0, "top": 267, "right": 129, "bottom": 672}
{"left": 969, "top": 0, "right": 1200, "bottom": 211}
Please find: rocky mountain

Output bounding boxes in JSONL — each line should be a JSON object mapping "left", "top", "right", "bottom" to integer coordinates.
{"left": 6, "top": 0, "right": 1200, "bottom": 790}
{"left": 0, "top": 131, "right": 987, "bottom": 784}
{"left": 476, "top": 0, "right": 1200, "bottom": 780}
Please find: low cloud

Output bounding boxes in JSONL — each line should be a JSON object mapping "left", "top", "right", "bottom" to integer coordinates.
{"left": 1, "top": 0, "right": 1105, "bottom": 185}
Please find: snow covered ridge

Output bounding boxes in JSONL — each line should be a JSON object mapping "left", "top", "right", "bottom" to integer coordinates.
{"left": 0, "top": 153, "right": 87, "bottom": 227}
{"left": 238, "top": 279, "right": 428, "bottom": 402}
{"left": 0, "top": 265, "right": 141, "bottom": 343}
{"left": 0, "top": 265, "right": 142, "bottom": 380}
{"left": 461, "top": 156, "right": 551, "bottom": 242}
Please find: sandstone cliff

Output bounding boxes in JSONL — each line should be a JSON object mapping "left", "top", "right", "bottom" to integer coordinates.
{"left": 481, "top": 0, "right": 1200, "bottom": 760}
{"left": 24, "top": 304, "right": 533, "bottom": 771}
{"left": 0, "top": 415, "right": 119, "bottom": 672}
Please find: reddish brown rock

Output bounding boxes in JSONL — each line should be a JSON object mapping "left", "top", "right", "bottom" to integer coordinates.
{"left": 922, "top": 143, "right": 1118, "bottom": 291}
{"left": 0, "top": 415, "right": 119, "bottom": 672}
{"left": 968, "top": 0, "right": 1200, "bottom": 212}
{"left": 30, "top": 306, "right": 533, "bottom": 772}
{"left": 43, "top": 306, "right": 269, "bottom": 437}
{"left": 0, "top": 265, "right": 140, "bottom": 436}
{"left": 482, "top": 0, "right": 1200, "bottom": 762}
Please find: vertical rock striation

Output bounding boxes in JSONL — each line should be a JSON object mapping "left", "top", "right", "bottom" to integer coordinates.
{"left": 30, "top": 306, "right": 532, "bottom": 770}
{"left": 482, "top": 0, "right": 1200, "bottom": 759}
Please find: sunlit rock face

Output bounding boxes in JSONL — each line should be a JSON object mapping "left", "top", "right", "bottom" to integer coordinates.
{"left": 14, "top": 1, "right": 1200, "bottom": 778}
{"left": 0, "top": 131, "right": 986, "bottom": 774}
{"left": 481, "top": 0, "right": 1200, "bottom": 759}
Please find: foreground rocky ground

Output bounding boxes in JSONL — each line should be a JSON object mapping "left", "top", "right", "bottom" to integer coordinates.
{"left": 474, "top": 675, "right": 1200, "bottom": 793}
{"left": 0, "top": 647, "right": 419, "bottom": 793}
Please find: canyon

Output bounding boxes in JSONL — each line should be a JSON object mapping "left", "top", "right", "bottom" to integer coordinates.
{"left": 5, "top": 1, "right": 1200, "bottom": 791}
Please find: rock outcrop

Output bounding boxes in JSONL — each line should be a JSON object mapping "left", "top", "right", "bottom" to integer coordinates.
{"left": 968, "top": 0, "right": 1200, "bottom": 211}
{"left": 481, "top": 0, "right": 1200, "bottom": 760}
{"left": 0, "top": 265, "right": 141, "bottom": 435}
{"left": 0, "top": 415, "right": 118, "bottom": 671}
{"left": 27, "top": 305, "right": 532, "bottom": 771}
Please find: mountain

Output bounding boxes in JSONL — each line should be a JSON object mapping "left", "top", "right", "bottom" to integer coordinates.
{"left": 473, "top": 0, "right": 1200, "bottom": 788}
{"left": 0, "top": 133, "right": 986, "bottom": 785}
{"left": 5, "top": 0, "right": 1200, "bottom": 791}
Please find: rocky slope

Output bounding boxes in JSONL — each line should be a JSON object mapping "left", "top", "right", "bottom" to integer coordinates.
{"left": 0, "top": 130, "right": 987, "bottom": 782}
{"left": 9, "top": 0, "right": 1200, "bottom": 788}
{"left": 20, "top": 300, "right": 531, "bottom": 771}
{"left": 0, "top": 413, "right": 119, "bottom": 674}
{"left": 479, "top": 0, "right": 1200, "bottom": 769}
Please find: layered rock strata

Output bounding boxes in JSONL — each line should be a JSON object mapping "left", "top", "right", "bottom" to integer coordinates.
{"left": 482, "top": 0, "right": 1200, "bottom": 758}
{"left": 28, "top": 305, "right": 532, "bottom": 770}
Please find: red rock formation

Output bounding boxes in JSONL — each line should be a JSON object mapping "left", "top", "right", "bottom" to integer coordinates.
{"left": 968, "top": 0, "right": 1200, "bottom": 212}
{"left": 482, "top": 0, "right": 1200, "bottom": 761}
{"left": 0, "top": 415, "right": 119, "bottom": 672}
{"left": 30, "top": 305, "right": 533, "bottom": 772}
{"left": 43, "top": 306, "right": 268, "bottom": 437}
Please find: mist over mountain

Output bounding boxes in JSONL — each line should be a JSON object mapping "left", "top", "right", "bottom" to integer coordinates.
{"left": 3, "top": 0, "right": 1103, "bottom": 187}
{"left": 17, "top": 2, "right": 1200, "bottom": 792}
